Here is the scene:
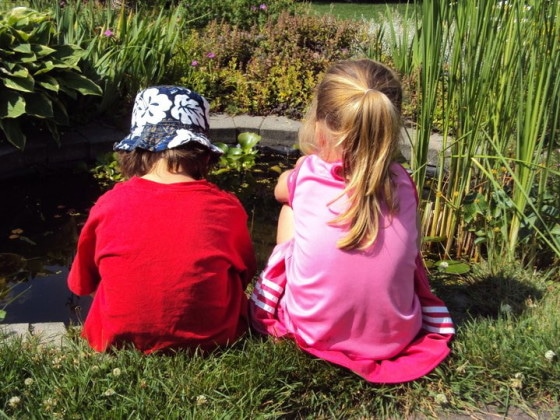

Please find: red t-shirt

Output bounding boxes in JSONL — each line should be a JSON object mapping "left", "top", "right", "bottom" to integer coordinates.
{"left": 68, "top": 177, "right": 256, "bottom": 353}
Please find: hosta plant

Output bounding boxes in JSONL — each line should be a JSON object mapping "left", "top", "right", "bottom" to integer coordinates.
{"left": 0, "top": 7, "right": 102, "bottom": 149}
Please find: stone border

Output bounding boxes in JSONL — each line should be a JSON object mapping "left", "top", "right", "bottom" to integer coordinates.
{"left": 0, "top": 115, "right": 444, "bottom": 180}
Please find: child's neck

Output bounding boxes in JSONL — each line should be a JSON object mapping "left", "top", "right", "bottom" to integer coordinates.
{"left": 141, "top": 160, "right": 197, "bottom": 184}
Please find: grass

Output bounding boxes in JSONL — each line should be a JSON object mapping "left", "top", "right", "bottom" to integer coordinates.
{"left": 1, "top": 263, "right": 559, "bottom": 418}
{"left": 307, "top": 1, "right": 416, "bottom": 21}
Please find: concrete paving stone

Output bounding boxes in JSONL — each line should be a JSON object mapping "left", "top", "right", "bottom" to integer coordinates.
{"left": 209, "top": 114, "right": 237, "bottom": 144}
{"left": 260, "top": 115, "right": 301, "bottom": 148}
{"left": 30, "top": 322, "right": 67, "bottom": 347}
{"left": 0, "top": 323, "right": 30, "bottom": 342}
{"left": 231, "top": 114, "right": 265, "bottom": 132}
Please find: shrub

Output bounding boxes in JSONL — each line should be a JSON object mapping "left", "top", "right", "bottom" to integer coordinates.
{"left": 174, "top": 12, "right": 369, "bottom": 118}
{"left": 0, "top": 7, "right": 102, "bottom": 149}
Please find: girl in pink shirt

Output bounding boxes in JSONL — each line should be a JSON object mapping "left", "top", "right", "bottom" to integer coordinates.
{"left": 250, "top": 59, "right": 454, "bottom": 383}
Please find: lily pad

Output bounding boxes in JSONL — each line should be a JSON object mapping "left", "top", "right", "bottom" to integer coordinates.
{"left": 435, "top": 259, "right": 471, "bottom": 275}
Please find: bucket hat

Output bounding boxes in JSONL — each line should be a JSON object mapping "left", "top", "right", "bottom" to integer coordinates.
{"left": 113, "top": 86, "right": 223, "bottom": 154}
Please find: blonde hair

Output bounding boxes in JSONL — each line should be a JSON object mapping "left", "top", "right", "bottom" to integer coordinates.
{"left": 298, "top": 59, "right": 403, "bottom": 251}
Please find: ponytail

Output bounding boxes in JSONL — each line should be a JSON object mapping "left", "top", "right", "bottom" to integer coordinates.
{"left": 305, "top": 59, "right": 403, "bottom": 251}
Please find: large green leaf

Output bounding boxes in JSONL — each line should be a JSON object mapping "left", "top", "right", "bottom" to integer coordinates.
{"left": 30, "top": 43, "right": 56, "bottom": 58}
{"left": 51, "top": 44, "right": 84, "bottom": 68}
{"left": 57, "top": 71, "right": 102, "bottom": 96}
{"left": 33, "top": 60, "right": 55, "bottom": 75}
{"left": 23, "top": 91, "right": 53, "bottom": 118}
{"left": 12, "top": 43, "right": 31, "bottom": 54}
{"left": 1, "top": 73, "right": 34, "bottom": 92}
{"left": 36, "top": 74, "right": 59, "bottom": 92}
{"left": 0, "top": 89, "right": 26, "bottom": 118}
{"left": 0, "top": 117, "right": 26, "bottom": 149}
{"left": 50, "top": 96, "right": 69, "bottom": 125}
{"left": 0, "top": 63, "right": 29, "bottom": 78}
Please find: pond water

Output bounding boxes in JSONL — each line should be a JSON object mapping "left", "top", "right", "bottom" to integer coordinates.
{"left": 0, "top": 169, "right": 100, "bottom": 325}
{"left": 0, "top": 151, "right": 292, "bottom": 326}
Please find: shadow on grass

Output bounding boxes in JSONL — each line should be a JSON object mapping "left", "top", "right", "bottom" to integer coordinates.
{"left": 430, "top": 268, "right": 546, "bottom": 326}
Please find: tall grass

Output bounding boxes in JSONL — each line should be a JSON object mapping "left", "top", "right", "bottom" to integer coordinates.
{"left": 368, "top": 0, "right": 560, "bottom": 267}
{"left": 29, "top": 0, "right": 185, "bottom": 117}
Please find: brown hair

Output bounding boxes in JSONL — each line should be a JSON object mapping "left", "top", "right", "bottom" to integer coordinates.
{"left": 116, "top": 143, "right": 220, "bottom": 180}
{"left": 298, "top": 59, "right": 403, "bottom": 251}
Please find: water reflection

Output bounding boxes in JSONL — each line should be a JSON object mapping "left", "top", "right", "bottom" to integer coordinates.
{"left": 0, "top": 150, "right": 295, "bottom": 325}
{"left": 0, "top": 169, "right": 100, "bottom": 325}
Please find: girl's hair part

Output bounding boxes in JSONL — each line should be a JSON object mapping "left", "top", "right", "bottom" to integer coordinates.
{"left": 116, "top": 143, "right": 220, "bottom": 180}
{"left": 299, "top": 59, "right": 403, "bottom": 250}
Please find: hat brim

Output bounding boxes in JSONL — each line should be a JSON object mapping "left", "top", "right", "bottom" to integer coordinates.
{"left": 113, "top": 128, "right": 223, "bottom": 155}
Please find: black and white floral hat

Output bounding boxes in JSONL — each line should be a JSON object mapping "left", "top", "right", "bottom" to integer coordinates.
{"left": 113, "top": 85, "right": 223, "bottom": 154}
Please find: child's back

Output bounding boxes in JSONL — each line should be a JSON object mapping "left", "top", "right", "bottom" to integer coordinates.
{"left": 68, "top": 86, "right": 256, "bottom": 353}
{"left": 250, "top": 60, "right": 454, "bottom": 383}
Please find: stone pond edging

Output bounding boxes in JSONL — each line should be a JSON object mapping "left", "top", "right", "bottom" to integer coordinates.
{"left": 0, "top": 114, "right": 444, "bottom": 180}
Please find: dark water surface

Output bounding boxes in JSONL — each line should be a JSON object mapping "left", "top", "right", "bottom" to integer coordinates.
{"left": 0, "top": 151, "right": 291, "bottom": 325}
{"left": 0, "top": 169, "right": 101, "bottom": 325}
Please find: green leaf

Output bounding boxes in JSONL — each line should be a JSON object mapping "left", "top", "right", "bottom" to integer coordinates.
{"left": 1, "top": 64, "right": 29, "bottom": 78}
{"left": 237, "top": 131, "right": 261, "bottom": 150}
{"left": 0, "top": 118, "right": 26, "bottom": 149}
{"left": 12, "top": 43, "right": 32, "bottom": 54}
{"left": 51, "top": 44, "right": 84, "bottom": 67}
{"left": 50, "top": 96, "right": 69, "bottom": 125}
{"left": 435, "top": 260, "right": 470, "bottom": 275}
{"left": 56, "top": 71, "right": 102, "bottom": 96}
{"left": 0, "top": 89, "right": 26, "bottom": 118}
{"left": 36, "top": 75, "right": 59, "bottom": 92}
{"left": 0, "top": 309, "right": 6, "bottom": 321}
{"left": 23, "top": 92, "right": 53, "bottom": 118}
{"left": 30, "top": 43, "right": 56, "bottom": 58}
{"left": 1, "top": 74, "right": 34, "bottom": 92}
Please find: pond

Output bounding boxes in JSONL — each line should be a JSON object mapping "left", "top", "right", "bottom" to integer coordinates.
{"left": 0, "top": 149, "right": 294, "bottom": 326}
{"left": 0, "top": 169, "right": 100, "bottom": 325}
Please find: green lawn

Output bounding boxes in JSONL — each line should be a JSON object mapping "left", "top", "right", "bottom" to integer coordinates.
{"left": 307, "top": 1, "right": 416, "bottom": 20}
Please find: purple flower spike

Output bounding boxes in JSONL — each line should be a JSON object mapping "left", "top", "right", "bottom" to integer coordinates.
{"left": 191, "top": 60, "right": 199, "bottom": 67}
{"left": 206, "top": 52, "right": 216, "bottom": 59}
{"left": 103, "top": 29, "right": 114, "bottom": 37}
{"left": 259, "top": 4, "right": 267, "bottom": 10}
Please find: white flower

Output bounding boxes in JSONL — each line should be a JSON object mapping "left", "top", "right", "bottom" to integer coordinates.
{"left": 171, "top": 94, "right": 207, "bottom": 127}
{"left": 24, "top": 378, "right": 34, "bottom": 386}
{"left": 167, "top": 129, "right": 197, "bottom": 149}
{"left": 545, "top": 350, "right": 556, "bottom": 362}
{"left": 510, "top": 372, "right": 524, "bottom": 389}
{"left": 196, "top": 395, "right": 208, "bottom": 406}
{"left": 132, "top": 88, "right": 173, "bottom": 127}
{"left": 8, "top": 396, "right": 21, "bottom": 408}
{"left": 500, "top": 303, "right": 512, "bottom": 314}
{"left": 439, "top": 261, "right": 449, "bottom": 269}
{"left": 112, "top": 368, "right": 122, "bottom": 377}
{"left": 434, "top": 393, "right": 448, "bottom": 404}
{"left": 103, "top": 388, "right": 116, "bottom": 397}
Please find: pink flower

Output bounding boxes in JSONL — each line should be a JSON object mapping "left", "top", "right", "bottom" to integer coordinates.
{"left": 191, "top": 60, "right": 199, "bottom": 67}
{"left": 206, "top": 52, "right": 216, "bottom": 59}
{"left": 103, "top": 29, "right": 114, "bottom": 37}
{"left": 259, "top": 4, "right": 267, "bottom": 10}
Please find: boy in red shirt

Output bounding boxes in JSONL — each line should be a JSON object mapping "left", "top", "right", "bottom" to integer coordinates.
{"left": 68, "top": 86, "right": 256, "bottom": 353}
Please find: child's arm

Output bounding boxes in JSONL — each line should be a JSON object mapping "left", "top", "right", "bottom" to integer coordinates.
{"left": 67, "top": 213, "right": 101, "bottom": 296}
{"left": 274, "top": 169, "right": 293, "bottom": 204}
{"left": 274, "top": 156, "right": 306, "bottom": 204}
